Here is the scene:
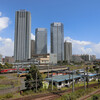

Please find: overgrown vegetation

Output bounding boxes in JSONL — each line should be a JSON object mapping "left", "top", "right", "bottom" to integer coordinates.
{"left": 0, "top": 62, "right": 13, "bottom": 69}
{"left": 56, "top": 87, "right": 97, "bottom": 100}
{"left": 0, "top": 93, "right": 13, "bottom": 99}
{"left": 0, "top": 76, "right": 6, "bottom": 79}
{"left": 89, "top": 94, "right": 100, "bottom": 100}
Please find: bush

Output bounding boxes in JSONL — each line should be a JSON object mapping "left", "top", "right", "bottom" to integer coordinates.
{"left": 5, "top": 93, "right": 13, "bottom": 98}
{"left": 57, "top": 88, "right": 95, "bottom": 100}
{"left": 92, "top": 94, "right": 100, "bottom": 100}
{"left": 39, "top": 87, "right": 48, "bottom": 92}
{"left": 0, "top": 93, "right": 13, "bottom": 99}
{"left": 21, "top": 90, "right": 33, "bottom": 96}
{"left": 48, "top": 84, "right": 57, "bottom": 92}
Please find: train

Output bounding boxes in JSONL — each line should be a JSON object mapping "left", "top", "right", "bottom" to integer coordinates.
{"left": 0, "top": 68, "right": 25, "bottom": 74}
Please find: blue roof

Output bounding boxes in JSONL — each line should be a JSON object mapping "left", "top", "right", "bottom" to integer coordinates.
{"left": 80, "top": 73, "right": 97, "bottom": 77}
{"left": 45, "top": 75, "right": 81, "bottom": 82}
{"left": 88, "top": 74, "right": 97, "bottom": 77}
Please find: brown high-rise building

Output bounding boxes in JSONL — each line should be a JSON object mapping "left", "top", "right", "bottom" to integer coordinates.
{"left": 64, "top": 41, "right": 72, "bottom": 63}
{"left": 31, "top": 40, "right": 35, "bottom": 57}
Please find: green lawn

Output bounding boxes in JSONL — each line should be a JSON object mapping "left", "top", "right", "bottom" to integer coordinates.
{"left": 0, "top": 84, "right": 12, "bottom": 89}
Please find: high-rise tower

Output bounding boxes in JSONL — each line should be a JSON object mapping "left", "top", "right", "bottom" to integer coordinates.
{"left": 64, "top": 41, "right": 72, "bottom": 63}
{"left": 51, "top": 22, "right": 64, "bottom": 61}
{"left": 31, "top": 40, "right": 35, "bottom": 57}
{"left": 14, "top": 10, "right": 31, "bottom": 61}
{"left": 35, "top": 28, "right": 47, "bottom": 54}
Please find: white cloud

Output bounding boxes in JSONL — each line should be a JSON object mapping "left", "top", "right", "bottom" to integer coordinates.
{"left": 0, "top": 12, "right": 2, "bottom": 16}
{"left": 64, "top": 37, "right": 91, "bottom": 46}
{"left": 65, "top": 37, "right": 100, "bottom": 58}
{"left": 0, "top": 12, "right": 9, "bottom": 31}
{"left": 31, "top": 33, "right": 35, "bottom": 40}
{"left": 0, "top": 37, "right": 14, "bottom": 57}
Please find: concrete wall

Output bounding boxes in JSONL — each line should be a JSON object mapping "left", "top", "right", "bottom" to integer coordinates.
{"left": 49, "top": 54, "right": 57, "bottom": 64}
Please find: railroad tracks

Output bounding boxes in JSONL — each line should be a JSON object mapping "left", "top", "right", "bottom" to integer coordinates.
{"left": 13, "top": 83, "right": 99, "bottom": 100}
{"left": 79, "top": 88, "right": 100, "bottom": 100}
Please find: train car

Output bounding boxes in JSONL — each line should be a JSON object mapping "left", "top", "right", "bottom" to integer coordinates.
{"left": 17, "top": 71, "right": 29, "bottom": 77}
{"left": 0, "top": 68, "right": 25, "bottom": 74}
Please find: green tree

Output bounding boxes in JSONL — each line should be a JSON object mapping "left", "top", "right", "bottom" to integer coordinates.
{"left": 25, "top": 65, "right": 43, "bottom": 91}
{"left": 5, "top": 63, "right": 13, "bottom": 68}
{"left": 89, "top": 67, "right": 94, "bottom": 73}
{"left": 0, "top": 64, "right": 3, "bottom": 68}
{"left": 76, "top": 70, "right": 80, "bottom": 75}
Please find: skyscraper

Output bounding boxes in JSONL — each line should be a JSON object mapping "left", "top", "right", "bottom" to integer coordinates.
{"left": 14, "top": 10, "right": 31, "bottom": 61}
{"left": 64, "top": 41, "right": 72, "bottom": 63}
{"left": 35, "top": 28, "right": 47, "bottom": 54}
{"left": 51, "top": 22, "right": 64, "bottom": 61}
{"left": 31, "top": 40, "right": 35, "bottom": 57}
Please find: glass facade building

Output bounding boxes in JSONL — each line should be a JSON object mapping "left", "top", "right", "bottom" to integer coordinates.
{"left": 51, "top": 22, "right": 64, "bottom": 61}
{"left": 35, "top": 28, "right": 47, "bottom": 54}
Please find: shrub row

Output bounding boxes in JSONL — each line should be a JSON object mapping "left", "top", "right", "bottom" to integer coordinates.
{"left": 0, "top": 93, "right": 13, "bottom": 100}
{"left": 57, "top": 88, "right": 95, "bottom": 100}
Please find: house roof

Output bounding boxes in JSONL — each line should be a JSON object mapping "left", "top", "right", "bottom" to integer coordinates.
{"left": 45, "top": 74, "right": 81, "bottom": 82}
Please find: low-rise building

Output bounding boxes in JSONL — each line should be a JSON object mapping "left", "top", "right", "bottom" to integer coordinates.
{"left": 45, "top": 75, "right": 81, "bottom": 88}
{"left": 72, "top": 55, "right": 83, "bottom": 62}
{"left": 3, "top": 56, "right": 14, "bottom": 64}
{"left": 32, "top": 53, "right": 57, "bottom": 65}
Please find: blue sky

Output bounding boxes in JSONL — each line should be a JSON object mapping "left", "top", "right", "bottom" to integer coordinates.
{"left": 0, "top": 0, "right": 100, "bottom": 58}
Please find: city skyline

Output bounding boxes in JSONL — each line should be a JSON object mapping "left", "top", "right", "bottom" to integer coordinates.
{"left": 0, "top": 0, "right": 100, "bottom": 58}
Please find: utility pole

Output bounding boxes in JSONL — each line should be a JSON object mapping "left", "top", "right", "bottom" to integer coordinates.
{"left": 86, "top": 67, "right": 89, "bottom": 88}
{"left": 97, "top": 66, "right": 100, "bottom": 88}
{"left": 52, "top": 64, "right": 53, "bottom": 91}
{"left": 72, "top": 69, "right": 74, "bottom": 92}
{"left": 68, "top": 67, "right": 70, "bottom": 87}
{"left": 84, "top": 68, "right": 86, "bottom": 90}
{"left": 48, "top": 63, "right": 49, "bottom": 78}
{"left": 36, "top": 72, "right": 37, "bottom": 92}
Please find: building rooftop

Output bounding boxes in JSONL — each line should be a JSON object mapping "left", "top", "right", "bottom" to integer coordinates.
{"left": 45, "top": 74, "right": 81, "bottom": 82}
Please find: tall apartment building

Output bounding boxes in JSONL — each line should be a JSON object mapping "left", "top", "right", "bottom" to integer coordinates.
{"left": 64, "top": 41, "right": 72, "bottom": 63}
{"left": 31, "top": 40, "right": 35, "bottom": 57}
{"left": 81, "top": 54, "right": 89, "bottom": 61}
{"left": 0, "top": 54, "right": 2, "bottom": 64}
{"left": 14, "top": 10, "right": 31, "bottom": 61}
{"left": 90, "top": 55, "right": 96, "bottom": 61}
{"left": 51, "top": 22, "right": 64, "bottom": 61}
{"left": 35, "top": 28, "right": 47, "bottom": 54}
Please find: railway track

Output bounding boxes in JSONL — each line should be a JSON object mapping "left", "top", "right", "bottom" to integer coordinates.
{"left": 13, "top": 83, "right": 99, "bottom": 100}
{"left": 79, "top": 88, "right": 100, "bottom": 100}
